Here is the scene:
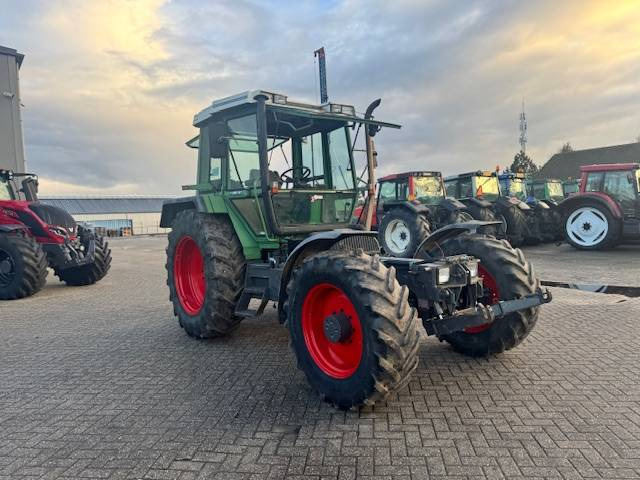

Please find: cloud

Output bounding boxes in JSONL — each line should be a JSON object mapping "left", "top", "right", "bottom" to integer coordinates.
{"left": 0, "top": 0, "right": 639, "bottom": 194}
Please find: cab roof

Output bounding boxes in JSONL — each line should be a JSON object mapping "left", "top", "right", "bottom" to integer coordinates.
{"left": 193, "top": 89, "right": 402, "bottom": 130}
{"left": 379, "top": 171, "right": 441, "bottom": 182}
{"left": 444, "top": 170, "right": 498, "bottom": 181}
{"left": 579, "top": 163, "right": 639, "bottom": 173}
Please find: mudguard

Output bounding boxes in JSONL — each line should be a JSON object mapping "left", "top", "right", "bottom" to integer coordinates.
{"left": 381, "top": 200, "right": 430, "bottom": 215}
{"left": 414, "top": 221, "right": 501, "bottom": 258}
{"left": 439, "top": 197, "right": 467, "bottom": 212}
{"left": 0, "top": 224, "right": 29, "bottom": 233}
{"left": 160, "top": 196, "right": 207, "bottom": 228}
{"left": 461, "top": 197, "right": 493, "bottom": 209}
{"left": 559, "top": 192, "right": 623, "bottom": 219}
{"left": 278, "top": 229, "right": 380, "bottom": 323}
{"left": 495, "top": 196, "right": 530, "bottom": 211}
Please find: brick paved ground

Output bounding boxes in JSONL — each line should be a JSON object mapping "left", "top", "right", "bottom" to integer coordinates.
{"left": 1, "top": 236, "right": 639, "bottom": 479}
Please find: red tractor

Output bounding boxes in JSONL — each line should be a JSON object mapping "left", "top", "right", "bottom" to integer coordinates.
{"left": 561, "top": 163, "right": 640, "bottom": 250}
{"left": 0, "top": 169, "right": 112, "bottom": 299}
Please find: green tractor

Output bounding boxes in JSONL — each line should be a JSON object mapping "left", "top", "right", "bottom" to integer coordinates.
{"left": 161, "top": 90, "right": 550, "bottom": 409}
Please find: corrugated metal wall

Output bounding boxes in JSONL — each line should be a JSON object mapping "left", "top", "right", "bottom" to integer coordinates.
{"left": 0, "top": 47, "right": 25, "bottom": 172}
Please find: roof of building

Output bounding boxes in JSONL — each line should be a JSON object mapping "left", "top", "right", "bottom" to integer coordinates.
{"left": 0, "top": 45, "right": 24, "bottom": 68}
{"left": 536, "top": 143, "right": 640, "bottom": 180}
{"left": 40, "top": 197, "right": 172, "bottom": 215}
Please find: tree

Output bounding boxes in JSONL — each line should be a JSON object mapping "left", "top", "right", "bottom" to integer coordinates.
{"left": 559, "top": 142, "right": 573, "bottom": 153}
{"left": 510, "top": 150, "right": 538, "bottom": 174}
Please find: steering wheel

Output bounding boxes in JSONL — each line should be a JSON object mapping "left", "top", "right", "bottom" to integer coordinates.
{"left": 280, "top": 166, "right": 311, "bottom": 185}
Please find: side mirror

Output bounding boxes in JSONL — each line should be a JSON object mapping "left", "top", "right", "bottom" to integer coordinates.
{"left": 21, "top": 177, "right": 39, "bottom": 201}
{"left": 208, "top": 121, "right": 230, "bottom": 158}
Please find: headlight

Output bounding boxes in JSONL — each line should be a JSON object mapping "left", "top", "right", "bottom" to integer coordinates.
{"left": 468, "top": 262, "right": 479, "bottom": 279}
{"left": 437, "top": 267, "right": 450, "bottom": 284}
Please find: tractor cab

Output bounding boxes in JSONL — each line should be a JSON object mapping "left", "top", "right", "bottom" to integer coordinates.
{"left": 0, "top": 170, "right": 39, "bottom": 202}
{"left": 378, "top": 171, "right": 445, "bottom": 207}
{"left": 444, "top": 171, "right": 502, "bottom": 202}
{"left": 175, "top": 90, "right": 399, "bottom": 247}
{"left": 498, "top": 172, "right": 528, "bottom": 202}
{"left": 527, "top": 178, "right": 565, "bottom": 203}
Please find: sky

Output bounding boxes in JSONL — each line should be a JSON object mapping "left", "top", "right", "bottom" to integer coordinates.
{"left": 1, "top": 0, "right": 639, "bottom": 195}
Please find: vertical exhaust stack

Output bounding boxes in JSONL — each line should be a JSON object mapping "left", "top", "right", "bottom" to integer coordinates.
{"left": 314, "top": 47, "right": 328, "bottom": 104}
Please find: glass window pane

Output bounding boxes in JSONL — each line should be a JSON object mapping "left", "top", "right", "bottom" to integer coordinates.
{"left": 379, "top": 181, "right": 396, "bottom": 200}
{"left": 300, "top": 133, "right": 325, "bottom": 188}
{"left": 414, "top": 177, "right": 444, "bottom": 205}
{"left": 0, "top": 179, "right": 12, "bottom": 200}
{"left": 585, "top": 172, "right": 603, "bottom": 192}
{"left": 444, "top": 180, "right": 457, "bottom": 198}
{"left": 603, "top": 171, "right": 635, "bottom": 201}
{"left": 227, "top": 114, "right": 259, "bottom": 190}
{"left": 328, "top": 128, "right": 354, "bottom": 190}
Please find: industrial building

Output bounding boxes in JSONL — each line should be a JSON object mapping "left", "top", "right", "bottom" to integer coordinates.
{"left": 0, "top": 45, "right": 26, "bottom": 172}
{"left": 41, "top": 196, "right": 173, "bottom": 235}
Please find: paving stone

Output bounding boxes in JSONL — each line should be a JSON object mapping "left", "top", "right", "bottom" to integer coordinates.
{"left": 0, "top": 236, "right": 639, "bottom": 479}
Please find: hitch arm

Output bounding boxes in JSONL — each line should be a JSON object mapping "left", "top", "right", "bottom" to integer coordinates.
{"left": 426, "top": 289, "right": 552, "bottom": 336}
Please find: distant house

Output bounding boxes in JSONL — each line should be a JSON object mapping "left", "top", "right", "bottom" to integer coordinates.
{"left": 536, "top": 143, "right": 640, "bottom": 180}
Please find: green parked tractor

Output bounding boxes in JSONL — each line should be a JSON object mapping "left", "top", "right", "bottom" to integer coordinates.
{"left": 161, "top": 90, "right": 550, "bottom": 409}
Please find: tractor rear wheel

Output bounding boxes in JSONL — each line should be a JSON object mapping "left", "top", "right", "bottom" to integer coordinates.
{"left": 464, "top": 203, "right": 501, "bottom": 237}
{"left": 0, "top": 233, "right": 48, "bottom": 300}
{"left": 378, "top": 208, "right": 430, "bottom": 257}
{"left": 435, "top": 235, "right": 540, "bottom": 357}
{"left": 499, "top": 206, "right": 528, "bottom": 246}
{"left": 166, "top": 210, "right": 246, "bottom": 338}
{"left": 564, "top": 202, "right": 620, "bottom": 250}
{"left": 286, "top": 251, "right": 421, "bottom": 409}
{"left": 54, "top": 231, "right": 112, "bottom": 286}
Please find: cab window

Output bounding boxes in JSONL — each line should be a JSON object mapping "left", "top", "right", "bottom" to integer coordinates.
{"left": 584, "top": 172, "right": 604, "bottom": 192}
{"left": 603, "top": 171, "right": 636, "bottom": 202}
{"left": 227, "top": 114, "right": 259, "bottom": 190}
{"left": 0, "top": 180, "right": 12, "bottom": 200}
{"left": 379, "top": 181, "right": 397, "bottom": 201}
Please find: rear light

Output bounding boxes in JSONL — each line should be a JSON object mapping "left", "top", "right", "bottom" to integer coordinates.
{"left": 271, "top": 182, "right": 279, "bottom": 194}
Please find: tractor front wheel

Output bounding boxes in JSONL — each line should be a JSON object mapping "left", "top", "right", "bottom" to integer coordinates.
{"left": 0, "top": 233, "right": 48, "bottom": 300}
{"left": 166, "top": 210, "right": 246, "bottom": 338}
{"left": 435, "top": 235, "right": 540, "bottom": 357}
{"left": 54, "top": 230, "right": 111, "bottom": 286}
{"left": 286, "top": 251, "right": 421, "bottom": 409}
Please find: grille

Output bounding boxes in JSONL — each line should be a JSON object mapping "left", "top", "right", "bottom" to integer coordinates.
{"left": 331, "top": 235, "right": 380, "bottom": 254}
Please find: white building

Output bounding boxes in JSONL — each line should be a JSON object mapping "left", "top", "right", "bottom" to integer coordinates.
{"left": 41, "top": 197, "right": 173, "bottom": 235}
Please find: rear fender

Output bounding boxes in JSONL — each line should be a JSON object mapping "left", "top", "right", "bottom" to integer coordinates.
{"left": 560, "top": 193, "right": 623, "bottom": 219}
{"left": 277, "top": 230, "right": 380, "bottom": 323}
{"left": 160, "top": 196, "right": 207, "bottom": 228}
{"left": 495, "top": 196, "right": 530, "bottom": 211}
{"left": 382, "top": 201, "right": 430, "bottom": 215}
{"left": 460, "top": 197, "right": 492, "bottom": 209}
{"left": 416, "top": 221, "right": 501, "bottom": 258}
{"left": 439, "top": 197, "right": 467, "bottom": 212}
{"left": 0, "top": 224, "right": 29, "bottom": 233}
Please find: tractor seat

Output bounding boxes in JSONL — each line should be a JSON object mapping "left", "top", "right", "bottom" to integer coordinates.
{"left": 246, "top": 169, "right": 282, "bottom": 188}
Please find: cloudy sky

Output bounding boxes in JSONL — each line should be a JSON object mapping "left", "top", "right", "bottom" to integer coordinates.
{"left": 1, "top": 0, "right": 639, "bottom": 195}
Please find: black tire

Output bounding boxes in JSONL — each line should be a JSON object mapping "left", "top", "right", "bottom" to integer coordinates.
{"left": 498, "top": 206, "right": 528, "bottom": 247}
{"left": 286, "top": 251, "right": 421, "bottom": 409}
{"left": 54, "top": 231, "right": 111, "bottom": 286}
{"left": 464, "top": 203, "right": 501, "bottom": 237}
{"left": 534, "top": 208, "right": 556, "bottom": 243}
{"left": 378, "top": 208, "right": 430, "bottom": 257}
{"left": 0, "top": 233, "right": 48, "bottom": 300}
{"left": 166, "top": 210, "right": 246, "bottom": 338}
{"left": 435, "top": 235, "right": 540, "bottom": 357}
{"left": 563, "top": 201, "right": 620, "bottom": 250}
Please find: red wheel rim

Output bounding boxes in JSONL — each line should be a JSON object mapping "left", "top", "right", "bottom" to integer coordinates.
{"left": 173, "top": 236, "right": 205, "bottom": 315}
{"left": 465, "top": 264, "right": 499, "bottom": 334}
{"left": 301, "top": 283, "right": 363, "bottom": 379}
